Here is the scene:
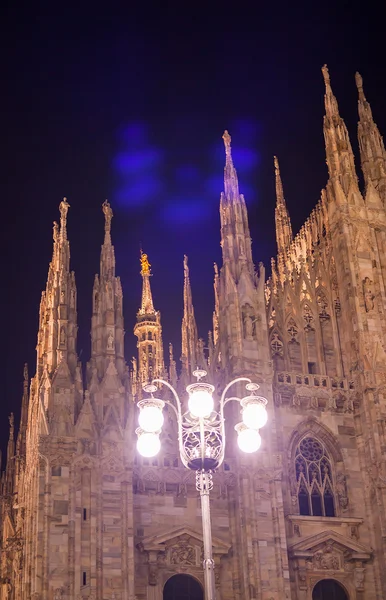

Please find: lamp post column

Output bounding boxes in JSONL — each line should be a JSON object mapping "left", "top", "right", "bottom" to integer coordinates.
{"left": 196, "top": 469, "right": 216, "bottom": 600}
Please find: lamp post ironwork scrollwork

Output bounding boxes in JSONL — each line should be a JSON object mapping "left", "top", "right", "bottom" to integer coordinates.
{"left": 135, "top": 369, "right": 268, "bottom": 600}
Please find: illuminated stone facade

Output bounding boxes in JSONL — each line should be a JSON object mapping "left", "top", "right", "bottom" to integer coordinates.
{"left": 1, "top": 65, "right": 386, "bottom": 600}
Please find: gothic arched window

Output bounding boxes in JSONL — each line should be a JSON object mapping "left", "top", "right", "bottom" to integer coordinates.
{"left": 295, "top": 436, "right": 336, "bottom": 517}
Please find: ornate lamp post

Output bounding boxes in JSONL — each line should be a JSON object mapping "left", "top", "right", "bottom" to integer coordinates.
{"left": 135, "top": 369, "right": 268, "bottom": 600}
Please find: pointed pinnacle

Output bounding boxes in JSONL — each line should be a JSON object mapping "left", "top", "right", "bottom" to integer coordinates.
{"left": 183, "top": 254, "right": 189, "bottom": 279}
{"left": 274, "top": 156, "right": 285, "bottom": 206}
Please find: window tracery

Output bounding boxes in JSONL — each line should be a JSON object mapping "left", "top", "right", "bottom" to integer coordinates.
{"left": 316, "top": 289, "right": 330, "bottom": 321}
{"left": 287, "top": 318, "right": 299, "bottom": 341}
{"left": 270, "top": 331, "right": 283, "bottom": 356}
{"left": 302, "top": 304, "right": 314, "bottom": 331}
{"left": 295, "top": 436, "right": 336, "bottom": 517}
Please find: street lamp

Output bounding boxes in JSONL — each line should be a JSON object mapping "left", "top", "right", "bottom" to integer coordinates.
{"left": 135, "top": 369, "right": 268, "bottom": 600}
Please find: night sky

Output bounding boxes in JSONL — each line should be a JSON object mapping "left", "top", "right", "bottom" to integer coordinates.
{"left": 1, "top": 4, "right": 385, "bottom": 458}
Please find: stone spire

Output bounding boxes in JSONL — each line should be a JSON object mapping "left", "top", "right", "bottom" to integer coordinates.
{"left": 90, "top": 200, "right": 125, "bottom": 380}
{"left": 220, "top": 130, "right": 254, "bottom": 281}
{"left": 322, "top": 65, "right": 358, "bottom": 195}
{"left": 5, "top": 413, "right": 15, "bottom": 495}
{"left": 36, "top": 198, "right": 78, "bottom": 379}
{"left": 134, "top": 251, "right": 164, "bottom": 387}
{"left": 181, "top": 255, "right": 198, "bottom": 375}
{"left": 15, "top": 364, "right": 29, "bottom": 461}
{"left": 274, "top": 156, "right": 293, "bottom": 255}
{"left": 356, "top": 72, "right": 386, "bottom": 203}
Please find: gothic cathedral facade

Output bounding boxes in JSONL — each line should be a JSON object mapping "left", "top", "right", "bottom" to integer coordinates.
{"left": 1, "top": 66, "right": 386, "bottom": 600}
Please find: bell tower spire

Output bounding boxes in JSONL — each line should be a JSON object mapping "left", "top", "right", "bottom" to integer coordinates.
{"left": 134, "top": 251, "right": 164, "bottom": 387}
{"left": 90, "top": 200, "right": 125, "bottom": 380}
{"left": 322, "top": 65, "right": 358, "bottom": 195}
{"left": 274, "top": 156, "right": 293, "bottom": 255}
{"left": 220, "top": 130, "right": 254, "bottom": 281}
{"left": 356, "top": 72, "right": 386, "bottom": 203}
{"left": 181, "top": 255, "right": 198, "bottom": 375}
{"left": 36, "top": 198, "right": 78, "bottom": 379}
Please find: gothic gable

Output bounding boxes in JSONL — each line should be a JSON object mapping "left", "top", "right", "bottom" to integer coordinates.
{"left": 365, "top": 178, "right": 383, "bottom": 207}
{"left": 75, "top": 393, "right": 98, "bottom": 439}
{"left": 100, "top": 358, "right": 124, "bottom": 392}
{"left": 237, "top": 268, "right": 256, "bottom": 308}
{"left": 51, "top": 358, "right": 72, "bottom": 388}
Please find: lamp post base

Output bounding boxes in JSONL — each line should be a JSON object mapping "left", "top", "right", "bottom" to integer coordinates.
{"left": 196, "top": 470, "right": 216, "bottom": 600}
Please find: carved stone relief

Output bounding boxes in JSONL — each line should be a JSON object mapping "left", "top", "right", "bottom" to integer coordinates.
{"left": 169, "top": 540, "right": 196, "bottom": 566}
{"left": 313, "top": 543, "right": 340, "bottom": 570}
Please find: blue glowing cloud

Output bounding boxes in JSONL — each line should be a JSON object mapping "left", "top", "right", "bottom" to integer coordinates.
{"left": 160, "top": 198, "right": 212, "bottom": 226}
{"left": 112, "top": 122, "right": 164, "bottom": 209}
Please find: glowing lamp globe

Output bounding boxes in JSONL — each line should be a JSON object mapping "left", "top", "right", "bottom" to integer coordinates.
{"left": 242, "top": 402, "right": 268, "bottom": 430}
{"left": 235, "top": 423, "right": 261, "bottom": 454}
{"left": 138, "top": 404, "right": 164, "bottom": 433}
{"left": 136, "top": 431, "right": 161, "bottom": 458}
{"left": 188, "top": 389, "right": 214, "bottom": 418}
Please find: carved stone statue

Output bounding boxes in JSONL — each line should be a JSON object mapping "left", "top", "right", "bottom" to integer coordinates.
{"left": 60, "top": 326, "right": 66, "bottom": 346}
{"left": 363, "top": 277, "right": 375, "bottom": 312}
{"left": 242, "top": 304, "right": 254, "bottom": 341}
{"left": 53, "top": 221, "right": 59, "bottom": 242}
{"left": 107, "top": 330, "right": 114, "bottom": 351}
{"left": 336, "top": 472, "right": 348, "bottom": 509}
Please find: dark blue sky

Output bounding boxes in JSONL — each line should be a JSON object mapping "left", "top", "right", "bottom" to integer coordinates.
{"left": 1, "top": 3, "right": 385, "bottom": 455}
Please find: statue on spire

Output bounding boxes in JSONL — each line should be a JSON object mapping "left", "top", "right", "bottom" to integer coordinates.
{"left": 222, "top": 130, "right": 232, "bottom": 156}
{"left": 59, "top": 197, "right": 70, "bottom": 221}
{"left": 53, "top": 221, "right": 59, "bottom": 243}
{"left": 322, "top": 64, "right": 331, "bottom": 88}
{"left": 102, "top": 200, "right": 113, "bottom": 234}
{"left": 355, "top": 72, "right": 364, "bottom": 94}
{"left": 59, "top": 197, "right": 70, "bottom": 241}
{"left": 140, "top": 251, "right": 151, "bottom": 276}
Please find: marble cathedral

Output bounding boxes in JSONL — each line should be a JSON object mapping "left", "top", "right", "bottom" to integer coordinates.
{"left": 1, "top": 65, "right": 386, "bottom": 600}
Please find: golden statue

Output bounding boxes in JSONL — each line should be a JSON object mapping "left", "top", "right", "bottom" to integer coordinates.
{"left": 140, "top": 251, "right": 151, "bottom": 276}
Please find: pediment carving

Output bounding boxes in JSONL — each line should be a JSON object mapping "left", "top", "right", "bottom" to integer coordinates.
{"left": 138, "top": 525, "right": 230, "bottom": 557}
{"left": 289, "top": 529, "right": 372, "bottom": 563}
